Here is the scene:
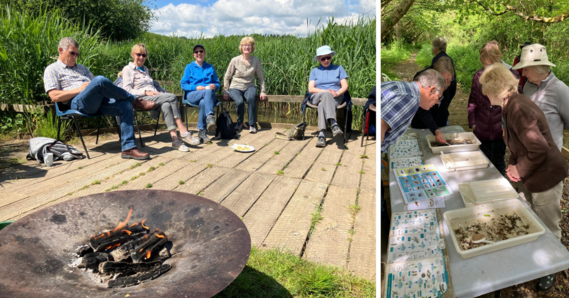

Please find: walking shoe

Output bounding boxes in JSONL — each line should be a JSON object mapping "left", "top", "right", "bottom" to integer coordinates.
{"left": 206, "top": 115, "right": 216, "bottom": 133}
{"left": 199, "top": 129, "right": 211, "bottom": 144}
{"left": 249, "top": 125, "right": 257, "bottom": 134}
{"left": 172, "top": 140, "right": 189, "bottom": 152}
{"left": 121, "top": 148, "right": 150, "bottom": 160}
{"left": 181, "top": 131, "right": 200, "bottom": 146}
{"left": 331, "top": 124, "right": 343, "bottom": 137}
{"left": 132, "top": 98, "right": 156, "bottom": 111}
{"left": 316, "top": 136, "right": 326, "bottom": 147}
{"left": 538, "top": 273, "right": 557, "bottom": 291}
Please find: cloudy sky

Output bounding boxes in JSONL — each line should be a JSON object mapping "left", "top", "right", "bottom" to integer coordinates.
{"left": 147, "top": 0, "right": 376, "bottom": 38}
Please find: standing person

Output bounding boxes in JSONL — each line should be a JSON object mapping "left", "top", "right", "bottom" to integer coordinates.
{"left": 411, "top": 56, "right": 455, "bottom": 144}
{"left": 181, "top": 44, "right": 221, "bottom": 144}
{"left": 381, "top": 69, "right": 446, "bottom": 152}
{"left": 467, "top": 41, "right": 520, "bottom": 176}
{"left": 43, "top": 37, "right": 153, "bottom": 160}
{"left": 479, "top": 63, "right": 567, "bottom": 291}
{"left": 223, "top": 36, "right": 267, "bottom": 133}
{"left": 512, "top": 42, "right": 531, "bottom": 89}
{"left": 121, "top": 43, "right": 200, "bottom": 152}
{"left": 512, "top": 43, "right": 569, "bottom": 151}
{"left": 307, "top": 45, "right": 348, "bottom": 147}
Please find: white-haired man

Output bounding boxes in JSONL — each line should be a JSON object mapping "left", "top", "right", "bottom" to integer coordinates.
{"left": 44, "top": 37, "right": 155, "bottom": 160}
{"left": 379, "top": 69, "right": 446, "bottom": 223}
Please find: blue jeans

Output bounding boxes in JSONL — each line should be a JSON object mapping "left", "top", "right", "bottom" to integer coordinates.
{"left": 185, "top": 89, "right": 217, "bottom": 130}
{"left": 379, "top": 159, "right": 386, "bottom": 222}
{"left": 228, "top": 87, "right": 257, "bottom": 126}
{"left": 70, "top": 76, "right": 138, "bottom": 151}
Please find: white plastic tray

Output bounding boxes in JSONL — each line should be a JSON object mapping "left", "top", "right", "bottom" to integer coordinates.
{"left": 440, "top": 151, "right": 489, "bottom": 172}
{"left": 426, "top": 132, "right": 481, "bottom": 154}
{"left": 458, "top": 179, "right": 519, "bottom": 207}
{"left": 443, "top": 199, "right": 545, "bottom": 259}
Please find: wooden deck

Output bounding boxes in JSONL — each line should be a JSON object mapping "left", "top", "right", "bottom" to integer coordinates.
{"left": 0, "top": 127, "right": 376, "bottom": 280}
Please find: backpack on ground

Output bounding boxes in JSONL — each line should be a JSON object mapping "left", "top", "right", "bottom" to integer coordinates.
{"left": 214, "top": 107, "right": 238, "bottom": 140}
{"left": 26, "top": 137, "right": 85, "bottom": 164}
{"left": 275, "top": 122, "right": 305, "bottom": 140}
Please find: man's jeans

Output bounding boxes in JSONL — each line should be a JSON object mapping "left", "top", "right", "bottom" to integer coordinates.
{"left": 70, "top": 76, "right": 138, "bottom": 151}
{"left": 185, "top": 89, "right": 217, "bottom": 130}
{"left": 228, "top": 87, "right": 257, "bottom": 126}
{"left": 379, "top": 159, "right": 386, "bottom": 223}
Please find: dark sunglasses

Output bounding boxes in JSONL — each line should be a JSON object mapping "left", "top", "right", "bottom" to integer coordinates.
{"left": 67, "top": 50, "right": 80, "bottom": 57}
{"left": 194, "top": 50, "right": 204, "bottom": 54}
{"left": 320, "top": 56, "right": 332, "bottom": 62}
{"left": 135, "top": 53, "right": 147, "bottom": 58}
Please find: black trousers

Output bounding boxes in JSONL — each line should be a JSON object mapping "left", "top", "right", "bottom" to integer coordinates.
{"left": 480, "top": 139, "right": 506, "bottom": 175}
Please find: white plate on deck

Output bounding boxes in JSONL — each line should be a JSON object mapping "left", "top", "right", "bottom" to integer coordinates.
{"left": 231, "top": 144, "right": 255, "bottom": 153}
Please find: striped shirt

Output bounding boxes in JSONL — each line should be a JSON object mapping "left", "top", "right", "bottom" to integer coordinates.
{"left": 381, "top": 81, "right": 421, "bottom": 153}
{"left": 43, "top": 60, "right": 94, "bottom": 100}
{"left": 121, "top": 62, "right": 157, "bottom": 97}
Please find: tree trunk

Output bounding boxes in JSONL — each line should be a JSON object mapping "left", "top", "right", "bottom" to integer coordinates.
{"left": 381, "top": 0, "right": 416, "bottom": 42}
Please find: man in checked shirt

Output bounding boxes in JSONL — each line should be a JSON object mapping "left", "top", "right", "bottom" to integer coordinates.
{"left": 44, "top": 37, "right": 154, "bottom": 160}
{"left": 379, "top": 69, "right": 446, "bottom": 223}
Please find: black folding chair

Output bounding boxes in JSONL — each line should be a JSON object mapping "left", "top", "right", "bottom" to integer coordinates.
{"left": 302, "top": 90, "right": 351, "bottom": 144}
{"left": 361, "top": 103, "right": 376, "bottom": 147}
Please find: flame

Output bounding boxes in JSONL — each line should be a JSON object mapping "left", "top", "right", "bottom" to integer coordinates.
{"left": 106, "top": 243, "right": 121, "bottom": 250}
{"left": 146, "top": 251, "right": 151, "bottom": 259}
{"left": 112, "top": 207, "right": 133, "bottom": 233}
{"left": 141, "top": 220, "right": 148, "bottom": 230}
{"left": 122, "top": 230, "right": 132, "bottom": 235}
{"left": 156, "top": 233, "right": 165, "bottom": 239}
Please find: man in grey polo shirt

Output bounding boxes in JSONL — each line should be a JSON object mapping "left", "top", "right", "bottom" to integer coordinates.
{"left": 44, "top": 37, "right": 155, "bottom": 160}
{"left": 513, "top": 43, "right": 569, "bottom": 151}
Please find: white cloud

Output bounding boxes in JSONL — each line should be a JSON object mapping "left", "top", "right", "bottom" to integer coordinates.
{"left": 149, "top": 0, "right": 375, "bottom": 38}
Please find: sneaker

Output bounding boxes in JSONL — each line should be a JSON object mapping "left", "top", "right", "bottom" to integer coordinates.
{"left": 206, "top": 115, "right": 216, "bottom": 133}
{"left": 249, "top": 125, "right": 257, "bottom": 134}
{"left": 316, "top": 136, "right": 326, "bottom": 147}
{"left": 199, "top": 129, "right": 211, "bottom": 144}
{"left": 538, "top": 273, "right": 557, "bottom": 291}
{"left": 121, "top": 148, "right": 150, "bottom": 160}
{"left": 331, "top": 124, "right": 343, "bottom": 137}
{"left": 181, "top": 132, "right": 200, "bottom": 146}
{"left": 172, "top": 140, "right": 189, "bottom": 152}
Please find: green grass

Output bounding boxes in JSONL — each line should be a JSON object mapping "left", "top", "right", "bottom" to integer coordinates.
{"left": 145, "top": 183, "right": 152, "bottom": 188}
{"left": 91, "top": 180, "right": 100, "bottom": 185}
{"left": 207, "top": 164, "right": 213, "bottom": 168}
{"left": 130, "top": 163, "right": 142, "bottom": 169}
{"left": 215, "top": 247, "right": 375, "bottom": 297}
{"left": 274, "top": 151, "right": 280, "bottom": 155}
{"left": 189, "top": 159, "right": 197, "bottom": 162}
{"left": 178, "top": 180, "right": 185, "bottom": 185}
{"left": 276, "top": 169, "right": 284, "bottom": 175}
{"left": 310, "top": 205, "right": 323, "bottom": 233}
{"left": 147, "top": 166, "right": 156, "bottom": 172}
{"left": 359, "top": 154, "right": 368, "bottom": 159}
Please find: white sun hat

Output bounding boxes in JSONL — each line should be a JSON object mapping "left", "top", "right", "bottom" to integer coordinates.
{"left": 512, "top": 43, "right": 556, "bottom": 70}
{"left": 313, "top": 45, "right": 337, "bottom": 61}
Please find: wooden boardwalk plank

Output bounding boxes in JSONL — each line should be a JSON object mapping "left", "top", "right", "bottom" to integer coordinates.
{"left": 304, "top": 185, "right": 358, "bottom": 268}
{"left": 257, "top": 139, "right": 307, "bottom": 175}
{"left": 303, "top": 142, "right": 344, "bottom": 185}
{"left": 243, "top": 176, "right": 301, "bottom": 246}
{"left": 262, "top": 180, "right": 327, "bottom": 255}
{"left": 331, "top": 140, "right": 366, "bottom": 189}
{"left": 143, "top": 162, "right": 206, "bottom": 191}
{"left": 348, "top": 189, "right": 376, "bottom": 280}
{"left": 201, "top": 169, "right": 251, "bottom": 203}
{"left": 360, "top": 158, "right": 376, "bottom": 191}
{"left": 220, "top": 173, "right": 275, "bottom": 217}
{"left": 235, "top": 138, "right": 289, "bottom": 172}
{"left": 283, "top": 137, "right": 321, "bottom": 179}
{"left": 174, "top": 166, "right": 230, "bottom": 194}
{"left": 215, "top": 129, "right": 279, "bottom": 169}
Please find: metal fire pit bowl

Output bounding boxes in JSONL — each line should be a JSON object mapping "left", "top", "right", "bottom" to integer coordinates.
{"left": 0, "top": 190, "right": 251, "bottom": 298}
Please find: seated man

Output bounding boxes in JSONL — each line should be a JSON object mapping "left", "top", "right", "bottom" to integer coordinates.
{"left": 43, "top": 37, "right": 154, "bottom": 160}
{"left": 381, "top": 69, "right": 446, "bottom": 153}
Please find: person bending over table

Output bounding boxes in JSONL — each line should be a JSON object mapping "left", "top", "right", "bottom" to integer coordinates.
{"left": 181, "top": 44, "right": 221, "bottom": 144}
{"left": 307, "top": 45, "right": 348, "bottom": 148}
{"left": 121, "top": 43, "right": 200, "bottom": 152}
{"left": 44, "top": 37, "right": 153, "bottom": 160}
{"left": 468, "top": 41, "right": 520, "bottom": 176}
{"left": 223, "top": 36, "right": 267, "bottom": 134}
{"left": 479, "top": 63, "right": 568, "bottom": 291}
{"left": 411, "top": 56, "right": 456, "bottom": 144}
{"left": 378, "top": 69, "right": 446, "bottom": 223}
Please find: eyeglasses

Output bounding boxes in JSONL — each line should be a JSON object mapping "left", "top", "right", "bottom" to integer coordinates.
{"left": 194, "top": 50, "right": 204, "bottom": 54}
{"left": 242, "top": 45, "right": 252, "bottom": 48}
{"left": 67, "top": 50, "right": 80, "bottom": 57}
{"left": 135, "top": 53, "right": 147, "bottom": 58}
{"left": 320, "top": 56, "right": 332, "bottom": 62}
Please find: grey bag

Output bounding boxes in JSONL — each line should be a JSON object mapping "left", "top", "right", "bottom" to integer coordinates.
{"left": 26, "top": 137, "right": 85, "bottom": 164}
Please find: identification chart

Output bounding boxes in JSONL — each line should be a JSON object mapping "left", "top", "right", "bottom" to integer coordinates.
{"left": 389, "top": 156, "right": 424, "bottom": 172}
{"left": 384, "top": 257, "right": 449, "bottom": 298}
{"left": 388, "top": 133, "right": 423, "bottom": 159}
{"left": 394, "top": 164, "right": 453, "bottom": 204}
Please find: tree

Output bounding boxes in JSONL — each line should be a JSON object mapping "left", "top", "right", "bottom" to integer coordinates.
{"left": 381, "top": 0, "right": 416, "bottom": 42}
{"left": 3, "top": 0, "right": 155, "bottom": 41}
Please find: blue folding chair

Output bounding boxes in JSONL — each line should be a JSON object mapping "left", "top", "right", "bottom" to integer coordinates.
{"left": 181, "top": 91, "right": 221, "bottom": 131}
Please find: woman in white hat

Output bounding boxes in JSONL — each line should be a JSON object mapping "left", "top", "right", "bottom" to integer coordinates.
{"left": 512, "top": 43, "right": 569, "bottom": 152}
{"left": 308, "top": 45, "right": 348, "bottom": 147}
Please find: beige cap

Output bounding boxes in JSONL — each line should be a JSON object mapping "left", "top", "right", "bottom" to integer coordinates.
{"left": 512, "top": 43, "right": 556, "bottom": 70}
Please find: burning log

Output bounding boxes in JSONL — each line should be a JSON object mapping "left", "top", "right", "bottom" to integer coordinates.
{"left": 98, "top": 261, "right": 162, "bottom": 275}
{"left": 77, "top": 252, "right": 111, "bottom": 269}
{"left": 89, "top": 220, "right": 149, "bottom": 252}
{"left": 75, "top": 245, "right": 93, "bottom": 257}
{"left": 107, "top": 264, "right": 172, "bottom": 288}
{"left": 131, "top": 231, "right": 168, "bottom": 263}
{"left": 110, "top": 236, "right": 148, "bottom": 262}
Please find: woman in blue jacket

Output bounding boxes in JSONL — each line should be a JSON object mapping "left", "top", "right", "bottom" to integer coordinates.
{"left": 181, "top": 44, "right": 221, "bottom": 143}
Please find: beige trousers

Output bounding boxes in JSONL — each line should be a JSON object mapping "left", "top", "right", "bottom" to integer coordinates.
{"left": 518, "top": 181, "right": 563, "bottom": 240}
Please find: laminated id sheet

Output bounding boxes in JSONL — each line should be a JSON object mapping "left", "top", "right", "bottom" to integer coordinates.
{"left": 384, "top": 257, "right": 449, "bottom": 298}
{"left": 394, "top": 164, "right": 453, "bottom": 204}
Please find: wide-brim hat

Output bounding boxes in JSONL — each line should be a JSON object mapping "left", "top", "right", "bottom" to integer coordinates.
{"left": 313, "top": 45, "right": 336, "bottom": 61}
{"left": 512, "top": 43, "right": 556, "bottom": 70}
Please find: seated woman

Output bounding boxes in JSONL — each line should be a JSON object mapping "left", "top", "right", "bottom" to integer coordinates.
{"left": 223, "top": 36, "right": 267, "bottom": 133}
{"left": 411, "top": 56, "right": 455, "bottom": 143}
{"left": 479, "top": 63, "right": 567, "bottom": 291}
{"left": 467, "top": 41, "right": 520, "bottom": 175}
{"left": 308, "top": 45, "right": 348, "bottom": 147}
{"left": 121, "top": 43, "right": 199, "bottom": 152}
{"left": 181, "top": 44, "right": 220, "bottom": 144}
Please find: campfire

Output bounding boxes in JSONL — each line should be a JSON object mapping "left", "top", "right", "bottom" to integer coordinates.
{"left": 70, "top": 207, "right": 173, "bottom": 288}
